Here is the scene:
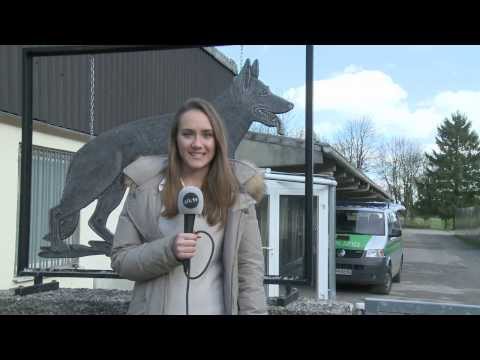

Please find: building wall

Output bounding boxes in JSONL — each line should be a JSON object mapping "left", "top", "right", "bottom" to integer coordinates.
{"left": 0, "top": 46, "right": 235, "bottom": 136}
{"left": 0, "top": 115, "right": 24, "bottom": 290}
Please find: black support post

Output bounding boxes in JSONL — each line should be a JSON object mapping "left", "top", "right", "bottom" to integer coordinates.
{"left": 305, "top": 45, "right": 314, "bottom": 285}
{"left": 17, "top": 49, "right": 33, "bottom": 276}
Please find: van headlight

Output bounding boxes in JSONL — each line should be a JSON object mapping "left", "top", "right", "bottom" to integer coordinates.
{"left": 365, "top": 249, "right": 385, "bottom": 258}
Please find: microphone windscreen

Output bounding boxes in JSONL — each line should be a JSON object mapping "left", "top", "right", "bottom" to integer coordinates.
{"left": 177, "top": 186, "right": 204, "bottom": 215}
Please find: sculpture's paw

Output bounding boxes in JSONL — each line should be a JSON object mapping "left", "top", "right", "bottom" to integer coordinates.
{"left": 88, "top": 241, "right": 112, "bottom": 256}
{"left": 39, "top": 243, "right": 107, "bottom": 258}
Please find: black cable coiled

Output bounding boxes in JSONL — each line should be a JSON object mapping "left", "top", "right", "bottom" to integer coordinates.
{"left": 182, "top": 230, "right": 215, "bottom": 315}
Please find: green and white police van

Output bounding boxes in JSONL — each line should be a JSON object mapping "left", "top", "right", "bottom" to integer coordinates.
{"left": 335, "top": 201, "right": 405, "bottom": 295}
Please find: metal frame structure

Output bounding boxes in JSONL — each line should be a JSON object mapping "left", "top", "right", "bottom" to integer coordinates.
{"left": 17, "top": 45, "right": 317, "bottom": 301}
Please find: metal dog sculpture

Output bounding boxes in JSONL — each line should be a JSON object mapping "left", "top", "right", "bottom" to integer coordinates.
{"left": 40, "top": 59, "right": 294, "bottom": 258}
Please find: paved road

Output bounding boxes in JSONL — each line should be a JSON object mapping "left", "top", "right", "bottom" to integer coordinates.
{"left": 333, "top": 228, "right": 480, "bottom": 306}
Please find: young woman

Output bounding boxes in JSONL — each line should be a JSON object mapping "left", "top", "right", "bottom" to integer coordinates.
{"left": 111, "top": 98, "right": 267, "bottom": 315}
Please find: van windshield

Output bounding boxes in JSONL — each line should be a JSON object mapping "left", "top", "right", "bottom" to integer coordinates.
{"left": 336, "top": 210, "right": 385, "bottom": 236}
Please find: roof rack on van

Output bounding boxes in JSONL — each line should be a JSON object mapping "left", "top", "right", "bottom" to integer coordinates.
{"left": 336, "top": 201, "right": 406, "bottom": 211}
{"left": 337, "top": 201, "right": 387, "bottom": 208}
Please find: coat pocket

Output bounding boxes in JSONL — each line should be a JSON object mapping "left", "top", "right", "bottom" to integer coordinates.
{"left": 145, "top": 274, "right": 170, "bottom": 314}
{"left": 128, "top": 281, "right": 148, "bottom": 315}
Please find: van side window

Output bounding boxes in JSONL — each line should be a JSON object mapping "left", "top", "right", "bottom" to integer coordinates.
{"left": 387, "top": 213, "right": 394, "bottom": 236}
{"left": 388, "top": 212, "right": 401, "bottom": 237}
{"left": 392, "top": 213, "right": 401, "bottom": 231}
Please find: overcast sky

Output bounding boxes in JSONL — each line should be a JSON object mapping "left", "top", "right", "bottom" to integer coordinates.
{"left": 218, "top": 45, "right": 480, "bottom": 154}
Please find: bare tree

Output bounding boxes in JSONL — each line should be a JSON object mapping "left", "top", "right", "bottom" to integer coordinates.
{"left": 332, "top": 117, "right": 378, "bottom": 173}
{"left": 376, "top": 137, "right": 425, "bottom": 218}
{"left": 286, "top": 127, "right": 324, "bottom": 144}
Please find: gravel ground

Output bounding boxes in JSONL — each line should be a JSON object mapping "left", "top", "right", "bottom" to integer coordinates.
{"left": 0, "top": 288, "right": 131, "bottom": 315}
{"left": 0, "top": 288, "right": 355, "bottom": 315}
{"left": 268, "top": 297, "right": 355, "bottom": 315}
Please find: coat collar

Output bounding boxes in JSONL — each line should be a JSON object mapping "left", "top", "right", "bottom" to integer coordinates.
{"left": 123, "top": 155, "right": 265, "bottom": 209}
{"left": 123, "top": 155, "right": 168, "bottom": 187}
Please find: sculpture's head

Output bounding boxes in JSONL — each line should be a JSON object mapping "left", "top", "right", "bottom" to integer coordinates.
{"left": 232, "top": 59, "right": 294, "bottom": 136}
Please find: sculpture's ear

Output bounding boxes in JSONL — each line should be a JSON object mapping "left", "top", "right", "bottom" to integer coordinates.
{"left": 251, "top": 59, "right": 259, "bottom": 79}
{"left": 238, "top": 58, "right": 252, "bottom": 89}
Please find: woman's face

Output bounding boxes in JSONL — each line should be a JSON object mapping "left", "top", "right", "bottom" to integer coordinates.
{"left": 177, "top": 109, "right": 216, "bottom": 174}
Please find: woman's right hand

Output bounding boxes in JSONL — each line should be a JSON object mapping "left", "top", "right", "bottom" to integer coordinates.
{"left": 173, "top": 233, "right": 200, "bottom": 261}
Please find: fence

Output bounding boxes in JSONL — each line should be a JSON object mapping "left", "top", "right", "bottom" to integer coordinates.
{"left": 455, "top": 206, "right": 480, "bottom": 243}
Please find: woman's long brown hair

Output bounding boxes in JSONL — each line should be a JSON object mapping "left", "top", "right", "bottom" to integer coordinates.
{"left": 161, "top": 98, "right": 239, "bottom": 227}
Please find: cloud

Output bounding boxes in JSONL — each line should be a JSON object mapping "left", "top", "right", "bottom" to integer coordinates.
{"left": 314, "top": 120, "right": 344, "bottom": 140}
{"left": 343, "top": 64, "right": 364, "bottom": 73}
{"left": 283, "top": 65, "right": 480, "bottom": 152}
{"left": 283, "top": 66, "right": 409, "bottom": 123}
{"left": 431, "top": 90, "right": 480, "bottom": 121}
{"left": 422, "top": 141, "right": 439, "bottom": 155}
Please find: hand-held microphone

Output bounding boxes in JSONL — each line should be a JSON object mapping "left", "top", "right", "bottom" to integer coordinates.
{"left": 177, "top": 186, "right": 204, "bottom": 315}
{"left": 177, "top": 186, "right": 204, "bottom": 234}
{"left": 177, "top": 186, "right": 204, "bottom": 272}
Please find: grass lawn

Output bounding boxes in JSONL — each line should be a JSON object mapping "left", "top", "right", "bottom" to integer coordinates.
{"left": 403, "top": 217, "right": 453, "bottom": 230}
{"left": 403, "top": 217, "right": 480, "bottom": 247}
{"left": 458, "top": 235, "right": 480, "bottom": 248}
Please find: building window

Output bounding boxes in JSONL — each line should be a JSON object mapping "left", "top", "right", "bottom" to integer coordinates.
{"left": 25, "top": 145, "right": 79, "bottom": 270}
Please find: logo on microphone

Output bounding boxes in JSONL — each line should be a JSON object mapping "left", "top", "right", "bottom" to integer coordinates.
{"left": 183, "top": 192, "right": 199, "bottom": 209}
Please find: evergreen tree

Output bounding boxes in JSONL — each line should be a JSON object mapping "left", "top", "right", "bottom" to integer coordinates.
{"left": 418, "top": 111, "right": 480, "bottom": 229}
{"left": 415, "top": 162, "right": 437, "bottom": 220}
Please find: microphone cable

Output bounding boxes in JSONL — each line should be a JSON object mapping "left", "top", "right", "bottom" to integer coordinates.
{"left": 182, "top": 230, "right": 215, "bottom": 315}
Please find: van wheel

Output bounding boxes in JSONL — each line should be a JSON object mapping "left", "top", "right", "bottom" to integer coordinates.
{"left": 372, "top": 268, "right": 392, "bottom": 295}
{"left": 393, "top": 257, "right": 403, "bottom": 283}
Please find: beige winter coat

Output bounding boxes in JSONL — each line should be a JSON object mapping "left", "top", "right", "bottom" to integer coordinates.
{"left": 111, "top": 155, "right": 267, "bottom": 315}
